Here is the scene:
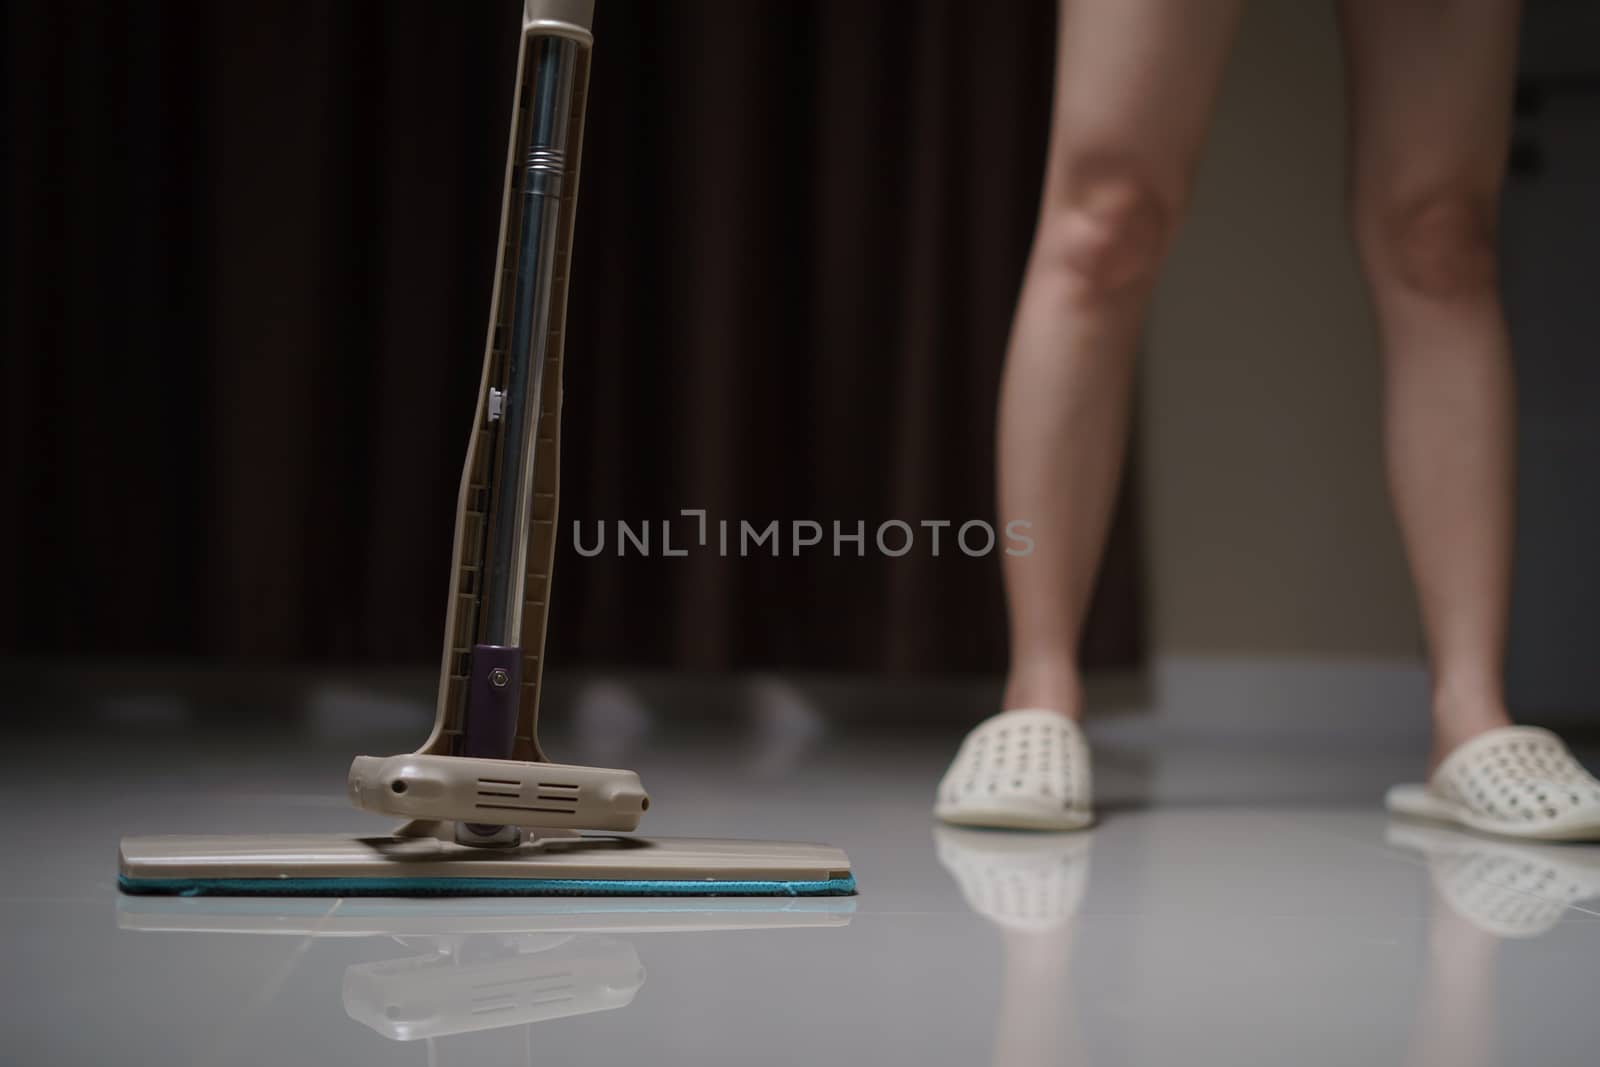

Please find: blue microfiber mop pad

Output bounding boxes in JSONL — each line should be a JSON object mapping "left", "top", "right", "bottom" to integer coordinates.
{"left": 118, "top": 873, "right": 858, "bottom": 897}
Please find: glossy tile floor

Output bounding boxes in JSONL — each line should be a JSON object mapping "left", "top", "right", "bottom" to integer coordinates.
{"left": 9, "top": 689, "right": 1600, "bottom": 1066}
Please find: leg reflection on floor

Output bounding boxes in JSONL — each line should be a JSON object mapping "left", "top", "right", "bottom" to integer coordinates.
{"left": 937, "top": 827, "right": 1092, "bottom": 1067}
{"left": 1394, "top": 822, "right": 1600, "bottom": 1067}
{"left": 930, "top": 818, "right": 1600, "bottom": 1067}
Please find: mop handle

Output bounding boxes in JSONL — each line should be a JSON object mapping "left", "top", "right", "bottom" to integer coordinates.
{"left": 420, "top": 0, "right": 595, "bottom": 770}
{"left": 464, "top": 30, "right": 580, "bottom": 765}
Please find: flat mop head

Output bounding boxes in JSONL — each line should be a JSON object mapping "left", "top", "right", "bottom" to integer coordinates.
{"left": 118, "top": 833, "right": 857, "bottom": 898}
{"left": 114, "top": 0, "right": 854, "bottom": 899}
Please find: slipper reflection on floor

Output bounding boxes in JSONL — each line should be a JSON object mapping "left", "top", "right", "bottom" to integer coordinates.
{"left": 1388, "top": 820, "right": 1600, "bottom": 939}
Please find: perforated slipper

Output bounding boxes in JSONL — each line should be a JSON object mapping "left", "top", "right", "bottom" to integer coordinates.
{"left": 1387, "top": 821, "right": 1600, "bottom": 938}
{"left": 1386, "top": 726, "right": 1600, "bottom": 841}
{"left": 935, "top": 708, "right": 1092, "bottom": 831}
{"left": 935, "top": 825, "right": 1093, "bottom": 931}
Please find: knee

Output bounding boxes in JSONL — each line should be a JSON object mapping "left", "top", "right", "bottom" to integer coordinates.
{"left": 1033, "top": 171, "right": 1175, "bottom": 299}
{"left": 1357, "top": 188, "right": 1499, "bottom": 299}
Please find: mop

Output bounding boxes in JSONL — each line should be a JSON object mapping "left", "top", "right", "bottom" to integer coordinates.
{"left": 117, "top": 0, "right": 854, "bottom": 897}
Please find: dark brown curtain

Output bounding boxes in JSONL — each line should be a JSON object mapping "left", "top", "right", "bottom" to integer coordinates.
{"left": 3, "top": 0, "right": 1142, "bottom": 674}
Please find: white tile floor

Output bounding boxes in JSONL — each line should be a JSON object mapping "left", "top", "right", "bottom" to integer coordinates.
{"left": 8, "top": 699, "right": 1600, "bottom": 1066}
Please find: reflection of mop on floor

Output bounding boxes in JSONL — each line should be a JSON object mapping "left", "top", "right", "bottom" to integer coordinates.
{"left": 935, "top": 826, "right": 1093, "bottom": 1067}
{"left": 343, "top": 933, "right": 642, "bottom": 1040}
{"left": 1387, "top": 821, "right": 1600, "bottom": 939}
{"left": 117, "top": 896, "right": 853, "bottom": 1056}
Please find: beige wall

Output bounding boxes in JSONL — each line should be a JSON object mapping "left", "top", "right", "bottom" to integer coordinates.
{"left": 1139, "top": 1, "right": 1421, "bottom": 658}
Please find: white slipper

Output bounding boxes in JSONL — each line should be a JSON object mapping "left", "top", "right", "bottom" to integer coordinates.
{"left": 1387, "top": 821, "right": 1600, "bottom": 938}
{"left": 934, "top": 824, "right": 1093, "bottom": 931}
{"left": 935, "top": 708, "right": 1092, "bottom": 831}
{"left": 1386, "top": 726, "right": 1600, "bottom": 841}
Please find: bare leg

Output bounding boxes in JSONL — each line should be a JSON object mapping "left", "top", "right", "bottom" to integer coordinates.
{"left": 999, "top": 0, "right": 1243, "bottom": 717}
{"left": 1340, "top": 0, "right": 1522, "bottom": 769}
